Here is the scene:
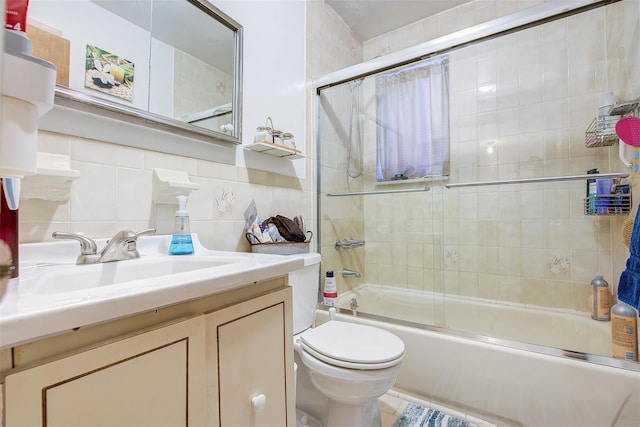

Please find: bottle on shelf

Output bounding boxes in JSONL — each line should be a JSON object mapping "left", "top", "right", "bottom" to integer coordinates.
{"left": 590, "top": 274, "right": 610, "bottom": 321}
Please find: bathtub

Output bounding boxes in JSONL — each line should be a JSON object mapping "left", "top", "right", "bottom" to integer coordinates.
{"left": 319, "top": 285, "right": 640, "bottom": 426}
{"left": 338, "top": 284, "right": 612, "bottom": 357}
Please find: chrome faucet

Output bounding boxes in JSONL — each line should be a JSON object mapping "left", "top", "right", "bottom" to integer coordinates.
{"left": 99, "top": 229, "right": 156, "bottom": 262}
{"left": 341, "top": 268, "right": 361, "bottom": 278}
{"left": 52, "top": 228, "right": 156, "bottom": 264}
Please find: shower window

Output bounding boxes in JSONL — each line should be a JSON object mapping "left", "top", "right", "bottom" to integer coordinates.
{"left": 375, "top": 56, "right": 450, "bottom": 182}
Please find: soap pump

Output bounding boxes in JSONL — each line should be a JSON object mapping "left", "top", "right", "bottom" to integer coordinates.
{"left": 169, "top": 195, "right": 194, "bottom": 255}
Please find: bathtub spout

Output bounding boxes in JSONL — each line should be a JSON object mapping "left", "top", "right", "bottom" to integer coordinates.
{"left": 342, "top": 269, "right": 361, "bottom": 278}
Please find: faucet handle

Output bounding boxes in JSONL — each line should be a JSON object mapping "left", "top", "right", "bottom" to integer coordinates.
{"left": 126, "top": 228, "right": 156, "bottom": 252}
{"left": 134, "top": 228, "right": 156, "bottom": 239}
{"left": 51, "top": 231, "right": 97, "bottom": 255}
{"left": 119, "top": 228, "right": 156, "bottom": 252}
{"left": 52, "top": 231, "right": 100, "bottom": 264}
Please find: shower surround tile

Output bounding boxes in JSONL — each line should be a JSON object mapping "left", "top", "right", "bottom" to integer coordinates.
{"left": 322, "top": 0, "right": 638, "bottom": 315}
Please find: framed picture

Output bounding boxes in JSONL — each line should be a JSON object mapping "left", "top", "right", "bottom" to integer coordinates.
{"left": 84, "top": 45, "right": 135, "bottom": 101}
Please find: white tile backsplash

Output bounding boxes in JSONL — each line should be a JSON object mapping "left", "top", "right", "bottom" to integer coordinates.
{"left": 116, "top": 168, "right": 153, "bottom": 221}
{"left": 70, "top": 162, "right": 118, "bottom": 221}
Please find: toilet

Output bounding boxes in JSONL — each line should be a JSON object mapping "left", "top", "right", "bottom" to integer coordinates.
{"left": 289, "top": 253, "right": 405, "bottom": 427}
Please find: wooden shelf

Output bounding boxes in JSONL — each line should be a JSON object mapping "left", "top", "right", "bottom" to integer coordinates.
{"left": 244, "top": 141, "right": 304, "bottom": 159}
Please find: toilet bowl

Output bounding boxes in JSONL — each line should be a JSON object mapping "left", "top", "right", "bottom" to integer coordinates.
{"left": 288, "top": 254, "right": 405, "bottom": 427}
{"left": 295, "top": 315, "right": 404, "bottom": 427}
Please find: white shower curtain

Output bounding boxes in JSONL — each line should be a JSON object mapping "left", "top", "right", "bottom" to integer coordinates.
{"left": 375, "top": 56, "right": 449, "bottom": 182}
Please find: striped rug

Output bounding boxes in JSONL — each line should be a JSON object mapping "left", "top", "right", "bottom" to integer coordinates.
{"left": 393, "top": 403, "right": 472, "bottom": 427}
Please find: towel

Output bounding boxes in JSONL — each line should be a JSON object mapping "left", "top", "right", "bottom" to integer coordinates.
{"left": 618, "top": 209, "right": 640, "bottom": 315}
{"left": 393, "top": 403, "right": 471, "bottom": 427}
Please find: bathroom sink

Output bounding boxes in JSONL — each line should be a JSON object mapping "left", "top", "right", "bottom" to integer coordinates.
{"left": 28, "top": 256, "right": 240, "bottom": 295}
{"left": 0, "top": 234, "right": 304, "bottom": 350}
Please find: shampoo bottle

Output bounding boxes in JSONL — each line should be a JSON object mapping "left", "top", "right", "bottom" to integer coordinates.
{"left": 323, "top": 271, "right": 337, "bottom": 307}
{"left": 169, "top": 195, "right": 194, "bottom": 255}
{"left": 611, "top": 302, "right": 638, "bottom": 361}
{"left": 586, "top": 168, "right": 598, "bottom": 214}
{"left": 590, "top": 274, "right": 610, "bottom": 321}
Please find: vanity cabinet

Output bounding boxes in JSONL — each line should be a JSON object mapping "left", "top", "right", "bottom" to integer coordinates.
{"left": 4, "top": 316, "right": 207, "bottom": 426}
{"left": 209, "top": 291, "right": 293, "bottom": 426}
{"left": 1, "top": 280, "right": 295, "bottom": 427}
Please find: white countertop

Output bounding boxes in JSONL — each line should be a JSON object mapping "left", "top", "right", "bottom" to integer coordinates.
{"left": 0, "top": 234, "right": 304, "bottom": 349}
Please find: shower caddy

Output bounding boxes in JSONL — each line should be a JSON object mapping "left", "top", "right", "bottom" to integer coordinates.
{"left": 582, "top": 97, "right": 639, "bottom": 216}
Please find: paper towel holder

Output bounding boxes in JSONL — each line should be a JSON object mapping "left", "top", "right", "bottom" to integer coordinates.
{"left": 1, "top": 29, "right": 56, "bottom": 179}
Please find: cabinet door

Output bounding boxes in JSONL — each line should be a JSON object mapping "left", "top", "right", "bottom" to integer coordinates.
{"left": 207, "top": 288, "right": 294, "bottom": 427}
{"left": 4, "top": 316, "right": 206, "bottom": 427}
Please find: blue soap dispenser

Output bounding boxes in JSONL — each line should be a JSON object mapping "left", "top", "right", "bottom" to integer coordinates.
{"left": 169, "top": 195, "right": 194, "bottom": 255}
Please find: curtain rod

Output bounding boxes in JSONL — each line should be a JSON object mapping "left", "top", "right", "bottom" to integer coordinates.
{"left": 326, "top": 187, "right": 431, "bottom": 197}
{"left": 445, "top": 172, "right": 629, "bottom": 189}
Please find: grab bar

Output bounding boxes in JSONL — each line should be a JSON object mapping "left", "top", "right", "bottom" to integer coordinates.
{"left": 326, "top": 186, "right": 430, "bottom": 197}
{"left": 335, "top": 239, "right": 365, "bottom": 249}
{"left": 445, "top": 172, "right": 629, "bottom": 188}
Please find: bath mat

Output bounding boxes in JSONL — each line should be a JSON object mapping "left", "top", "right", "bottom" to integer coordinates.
{"left": 393, "top": 403, "right": 471, "bottom": 427}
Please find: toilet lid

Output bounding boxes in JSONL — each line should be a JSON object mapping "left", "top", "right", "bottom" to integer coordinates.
{"left": 300, "top": 322, "right": 405, "bottom": 369}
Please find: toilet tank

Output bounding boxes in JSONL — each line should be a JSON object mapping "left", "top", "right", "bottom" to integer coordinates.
{"left": 288, "top": 252, "right": 322, "bottom": 334}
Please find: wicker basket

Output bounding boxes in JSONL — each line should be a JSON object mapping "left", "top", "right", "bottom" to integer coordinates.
{"left": 245, "top": 231, "right": 313, "bottom": 255}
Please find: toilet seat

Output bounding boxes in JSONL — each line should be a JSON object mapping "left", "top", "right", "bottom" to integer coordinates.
{"left": 299, "top": 321, "right": 405, "bottom": 370}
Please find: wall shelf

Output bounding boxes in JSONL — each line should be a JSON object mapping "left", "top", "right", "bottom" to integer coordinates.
{"left": 21, "top": 153, "right": 79, "bottom": 202}
{"left": 584, "top": 97, "right": 640, "bottom": 148}
{"left": 152, "top": 168, "right": 200, "bottom": 204}
{"left": 244, "top": 141, "right": 304, "bottom": 159}
{"left": 584, "top": 194, "right": 631, "bottom": 216}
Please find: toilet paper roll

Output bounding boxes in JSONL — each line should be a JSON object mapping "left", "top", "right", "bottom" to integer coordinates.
{"left": 0, "top": 96, "right": 38, "bottom": 177}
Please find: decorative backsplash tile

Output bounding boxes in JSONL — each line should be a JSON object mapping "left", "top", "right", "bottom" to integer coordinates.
{"left": 548, "top": 256, "right": 570, "bottom": 275}
{"left": 216, "top": 188, "right": 235, "bottom": 215}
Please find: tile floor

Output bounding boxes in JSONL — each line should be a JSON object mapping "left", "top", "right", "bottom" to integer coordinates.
{"left": 380, "top": 389, "right": 498, "bottom": 427}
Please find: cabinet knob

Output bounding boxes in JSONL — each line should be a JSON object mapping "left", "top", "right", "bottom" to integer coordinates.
{"left": 251, "top": 394, "right": 267, "bottom": 412}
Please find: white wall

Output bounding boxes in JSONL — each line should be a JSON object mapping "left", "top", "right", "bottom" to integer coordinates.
{"left": 214, "top": 0, "right": 307, "bottom": 178}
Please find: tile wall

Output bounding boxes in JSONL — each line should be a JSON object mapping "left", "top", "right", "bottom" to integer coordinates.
{"left": 307, "top": 0, "right": 365, "bottom": 283}
{"left": 318, "top": 0, "right": 640, "bottom": 313}
{"left": 19, "top": 129, "right": 313, "bottom": 251}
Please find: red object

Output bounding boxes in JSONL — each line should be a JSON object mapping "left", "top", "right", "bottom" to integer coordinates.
{"left": 616, "top": 116, "right": 640, "bottom": 147}
{"left": 5, "top": 0, "right": 29, "bottom": 32}
{"left": 0, "top": 183, "right": 19, "bottom": 278}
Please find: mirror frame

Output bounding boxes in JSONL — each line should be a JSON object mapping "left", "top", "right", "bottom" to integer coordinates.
{"left": 51, "top": 0, "right": 243, "bottom": 145}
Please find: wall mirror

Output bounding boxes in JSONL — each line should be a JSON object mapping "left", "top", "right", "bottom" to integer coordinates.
{"left": 26, "top": 0, "right": 242, "bottom": 144}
